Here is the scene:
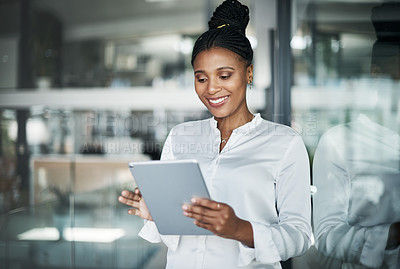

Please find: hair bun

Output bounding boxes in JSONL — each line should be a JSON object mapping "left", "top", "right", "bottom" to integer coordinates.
{"left": 371, "top": 3, "right": 400, "bottom": 41}
{"left": 208, "top": 0, "right": 250, "bottom": 34}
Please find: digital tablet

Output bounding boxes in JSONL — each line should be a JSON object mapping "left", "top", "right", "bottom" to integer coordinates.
{"left": 128, "top": 159, "right": 213, "bottom": 235}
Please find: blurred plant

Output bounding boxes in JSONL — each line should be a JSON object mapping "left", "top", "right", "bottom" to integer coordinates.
{"left": 48, "top": 185, "right": 70, "bottom": 210}
{"left": 1, "top": 119, "right": 16, "bottom": 159}
{"left": 0, "top": 158, "right": 18, "bottom": 213}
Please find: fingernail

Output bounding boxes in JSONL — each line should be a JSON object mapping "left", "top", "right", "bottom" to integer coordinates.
{"left": 183, "top": 211, "right": 189, "bottom": 216}
{"left": 182, "top": 205, "right": 188, "bottom": 210}
{"left": 191, "top": 198, "right": 196, "bottom": 203}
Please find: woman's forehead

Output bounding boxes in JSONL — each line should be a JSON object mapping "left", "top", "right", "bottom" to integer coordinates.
{"left": 193, "top": 47, "right": 245, "bottom": 70}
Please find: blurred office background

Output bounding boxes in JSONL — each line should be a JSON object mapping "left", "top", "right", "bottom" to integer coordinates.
{"left": 0, "top": 0, "right": 399, "bottom": 268}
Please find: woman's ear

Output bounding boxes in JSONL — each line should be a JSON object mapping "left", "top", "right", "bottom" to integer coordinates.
{"left": 247, "top": 64, "right": 254, "bottom": 84}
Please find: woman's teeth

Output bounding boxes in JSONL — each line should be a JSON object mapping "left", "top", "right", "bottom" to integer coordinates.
{"left": 209, "top": 96, "right": 228, "bottom": 104}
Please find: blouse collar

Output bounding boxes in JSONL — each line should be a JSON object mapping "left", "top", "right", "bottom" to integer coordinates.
{"left": 209, "top": 113, "right": 261, "bottom": 134}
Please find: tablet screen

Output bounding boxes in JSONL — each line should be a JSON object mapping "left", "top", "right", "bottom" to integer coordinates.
{"left": 129, "top": 159, "right": 213, "bottom": 235}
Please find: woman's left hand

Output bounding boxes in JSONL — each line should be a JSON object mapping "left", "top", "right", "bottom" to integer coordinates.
{"left": 182, "top": 198, "right": 254, "bottom": 247}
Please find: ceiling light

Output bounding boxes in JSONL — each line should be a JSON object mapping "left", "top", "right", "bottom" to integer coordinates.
{"left": 17, "top": 227, "right": 60, "bottom": 241}
{"left": 63, "top": 228, "right": 126, "bottom": 243}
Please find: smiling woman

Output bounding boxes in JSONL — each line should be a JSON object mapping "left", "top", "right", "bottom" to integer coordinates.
{"left": 119, "top": 0, "right": 312, "bottom": 268}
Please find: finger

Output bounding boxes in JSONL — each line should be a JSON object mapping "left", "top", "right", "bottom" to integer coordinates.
{"left": 134, "top": 188, "right": 141, "bottom": 195}
{"left": 193, "top": 220, "right": 215, "bottom": 234}
{"left": 118, "top": 195, "right": 131, "bottom": 205}
{"left": 122, "top": 189, "right": 142, "bottom": 200}
{"left": 128, "top": 208, "right": 140, "bottom": 216}
{"left": 191, "top": 198, "right": 222, "bottom": 211}
{"left": 183, "top": 204, "right": 218, "bottom": 220}
{"left": 121, "top": 189, "right": 141, "bottom": 202}
{"left": 119, "top": 196, "right": 140, "bottom": 208}
{"left": 133, "top": 188, "right": 142, "bottom": 202}
{"left": 121, "top": 190, "right": 135, "bottom": 199}
{"left": 185, "top": 211, "right": 217, "bottom": 224}
{"left": 135, "top": 188, "right": 142, "bottom": 202}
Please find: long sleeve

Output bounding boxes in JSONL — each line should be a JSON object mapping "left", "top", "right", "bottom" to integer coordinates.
{"left": 313, "top": 133, "right": 395, "bottom": 268}
{"left": 241, "top": 135, "right": 312, "bottom": 265}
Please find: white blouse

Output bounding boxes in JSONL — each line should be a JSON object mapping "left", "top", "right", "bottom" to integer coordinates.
{"left": 139, "top": 114, "right": 312, "bottom": 269}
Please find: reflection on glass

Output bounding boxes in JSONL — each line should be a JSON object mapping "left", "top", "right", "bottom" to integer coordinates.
{"left": 0, "top": 110, "right": 19, "bottom": 213}
{"left": 313, "top": 114, "right": 400, "bottom": 268}
{"left": 312, "top": 3, "right": 400, "bottom": 269}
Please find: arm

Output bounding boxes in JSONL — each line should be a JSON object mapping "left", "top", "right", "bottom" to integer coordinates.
{"left": 254, "top": 135, "right": 312, "bottom": 262}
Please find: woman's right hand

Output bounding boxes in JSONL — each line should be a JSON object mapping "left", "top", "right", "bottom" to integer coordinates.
{"left": 118, "top": 188, "right": 153, "bottom": 221}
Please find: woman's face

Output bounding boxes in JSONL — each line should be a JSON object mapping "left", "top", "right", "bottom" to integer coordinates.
{"left": 193, "top": 47, "right": 253, "bottom": 119}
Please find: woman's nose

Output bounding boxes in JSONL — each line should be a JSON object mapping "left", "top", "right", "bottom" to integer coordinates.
{"left": 207, "top": 79, "right": 220, "bottom": 94}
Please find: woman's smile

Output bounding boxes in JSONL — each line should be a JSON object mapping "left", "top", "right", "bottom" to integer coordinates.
{"left": 207, "top": 95, "right": 230, "bottom": 107}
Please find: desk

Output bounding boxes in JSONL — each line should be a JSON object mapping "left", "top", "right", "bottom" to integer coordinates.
{"left": 31, "top": 154, "right": 149, "bottom": 205}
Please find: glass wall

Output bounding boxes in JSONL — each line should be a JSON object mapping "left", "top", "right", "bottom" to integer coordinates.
{"left": 1, "top": 0, "right": 399, "bottom": 268}
{"left": 291, "top": 1, "right": 400, "bottom": 268}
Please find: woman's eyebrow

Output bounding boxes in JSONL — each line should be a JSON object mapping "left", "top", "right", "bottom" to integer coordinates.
{"left": 217, "top": 66, "right": 235, "bottom": 71}
{"left": 194, "top": 66, "right": 235, "bottom": 74}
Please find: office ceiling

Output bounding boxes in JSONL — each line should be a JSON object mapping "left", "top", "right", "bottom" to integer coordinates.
{"left": 33, "top": 0, "right": 209, "bottom": 40}
{"left": 1, "top": 0, "right": 394, "bottom": 44}
{"left": 35, "top": 0, "right": 205, "bottom": 27}
{"left": 2, "top": 0, "right": 391, "bottom": 40}
{"left": 33, "top": 0, "right": 389, "bottom": 39}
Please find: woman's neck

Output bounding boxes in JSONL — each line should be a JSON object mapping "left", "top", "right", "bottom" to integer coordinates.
{"left": 215, "top": 108, "right": 254, "bottom": 136}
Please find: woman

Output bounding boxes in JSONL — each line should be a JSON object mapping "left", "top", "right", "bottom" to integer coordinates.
{"left": 119, "top": 1, "right": 312, "bottom": 268}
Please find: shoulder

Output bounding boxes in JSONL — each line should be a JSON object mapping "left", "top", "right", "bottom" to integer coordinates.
{"left": 257, "top": 117, "right": 302, "bottom": 139}
{"left": 250, "top": 117, "right": 307, "bottom": 157}
{"left": 316, "top": 123, "right": 349, "bottom": 150}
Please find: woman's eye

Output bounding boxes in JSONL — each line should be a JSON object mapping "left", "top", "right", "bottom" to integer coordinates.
{"left": 219, "top": 73, "right": 231, "bottom": 80}
{"left": 196, "top": 77, "right": 207, "bottom": 83}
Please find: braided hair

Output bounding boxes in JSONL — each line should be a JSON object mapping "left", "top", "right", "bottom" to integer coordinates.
{"left": 191, "top": 0, "right": 253, "bottom": 67}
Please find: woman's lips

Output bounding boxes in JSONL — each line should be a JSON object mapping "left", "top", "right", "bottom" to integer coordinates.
{"left": 207, "top": 96, "right": 229, "bottom": 107}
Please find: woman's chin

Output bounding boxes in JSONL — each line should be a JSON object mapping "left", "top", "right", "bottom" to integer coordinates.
{"left": 210, "top": 111, "right": 229, "bottom": 119}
